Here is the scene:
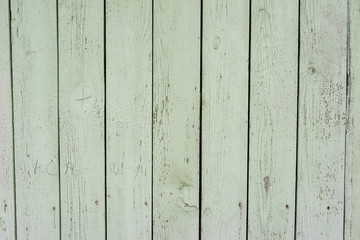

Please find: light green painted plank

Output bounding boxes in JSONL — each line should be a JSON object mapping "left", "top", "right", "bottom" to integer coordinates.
{"left": 0, "top": 0, "right": 15, "bottom": 239}
{"left": 58, "top": 0, "right": 105, "bottom": 239}
{"left": 296, "top": 0, "right": 347, "bottom": 239}
{"left": 345, "top": 0, "right": 360, "bottom": 239}
{"left": 10, "top": 0, "right": 60, "bottom": 239}
{"left": 248, "top": 1, "right": 298, "bottom": 239}
{"left": 106, "top": 0, "right": 152, "bottom": 239}
{"left": 153, "top": 0, "right": 200, "bottom": 238}
{"left": 201, "top": 0, "right": 249, "bottom": 239}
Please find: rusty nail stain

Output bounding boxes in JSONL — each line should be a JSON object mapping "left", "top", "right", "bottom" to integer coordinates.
{"left": 238, "top": 202, "right": 242, "bottom": 208}
{"left": 144, "top": 201, "right": 148, "bottom": 206}
{"left": 327, "top": 206, "right": 330, "bottom": 210}
{"left": 52, "top": 206, "right": 56, "bottom": 211}
{"left": 286, "top": 205, "right": 289, "bottom": 209}
{"left": 95, "top": 200, "right": 99, "bottom": 205}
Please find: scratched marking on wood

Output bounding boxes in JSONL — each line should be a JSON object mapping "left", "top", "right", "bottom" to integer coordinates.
{"left": 296, "top": 0, "right": 347, "bottom": 239}
{"left": 106, "top": 0, "right": 152, "bottom": 239}
{"left": 10, "top": 0, "right": 60, "bottom": 239}
{"left": 201, "top": 0, "right": 249, "bottom": 239}
{"left": 0, "top": 0, "right": 15, "bottom": 239}
{"left": 58, "top": 0, "right": 105, "bottom": 239}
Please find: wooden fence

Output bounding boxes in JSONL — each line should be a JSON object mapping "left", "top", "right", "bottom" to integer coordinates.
{"left": 0, "top": 0, "right": 359, "bottom": 239}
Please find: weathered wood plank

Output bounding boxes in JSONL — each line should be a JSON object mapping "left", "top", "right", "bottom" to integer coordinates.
{"left": 296, "top": 0, "right": 347, "bottom": 239}
{"left": 58, "top": 0, "right": 105, "bottom": 239}
{"left": 248, "top": 1, "right": 299, "bottom": 239}
{"left": 0, "top": 0, "right": 15, "bottom": 239}
{"left": 345, "top": 0, "right": 360, "bottom": 239}
{"left": 10, "top": 0, "right": 59, "bottom": 239}
{"left": 201, "top": 0, "right": 249, "bottom": 239}
{"left": 153, "top": 0, "right": 201, "bottom": 238}
{"left": 106, "top": 0, "right": 152, "bottom": 239}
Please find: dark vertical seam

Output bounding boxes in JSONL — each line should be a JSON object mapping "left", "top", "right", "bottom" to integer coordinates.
{"left": 8, "top": 0, "right": 17, "bottom": 239}
{"left": 56, "top": 0, "right": 62, "bottom": 239}
{"left": 343, "top": 0, "right": 351, "bottom": 239}
{"left": 199, "top": 0, "right": 203, "bottom": 238}
{"left": 245, "top": 0, "right": 252, "bottom": 239}
{"left": 294, "top": 0, "right": 301, "bottom": 239}
{"left": 151, "top": 0, "right": 154, "bottom": 238}
{"left": 103, "top": 0, "right": 107, "bottom": 239}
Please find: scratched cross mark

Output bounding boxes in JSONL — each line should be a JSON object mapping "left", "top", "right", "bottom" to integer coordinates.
{"left": 75, "top": 86, "right": 92, "bottom": 108}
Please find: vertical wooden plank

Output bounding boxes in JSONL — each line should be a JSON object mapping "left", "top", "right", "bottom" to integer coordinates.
{"left": 153, "top": 0, "right": 200, "bottom": 238}
{"left": 201, "top": 0, "right": 249, "bottom": 239}
{"left": 296, "top": 0, "right": 347, "bottom": 239}
{"left": 10, "top": 0, "right": 59, "bottom": 239}
{"left": 58, "top": 0, "right": 105, "bottom": 239}
{"left": 248, "top": 1, "right": 299, "bottom": 239}
{"left": 0, "top": 0, "right": 15, "bottom": 239}
{"left": 106, "top": 0, "right": 152, "bottom": 239}
{"left": 345, "top": 0, "right": 359, "bottom": 239}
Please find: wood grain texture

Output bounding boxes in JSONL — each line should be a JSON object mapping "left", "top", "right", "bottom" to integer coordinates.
{"left": 58, "top": 0, "right": 105, "bottom": 239}
{"left": 0, "top": 0, "right": 15, "bottom": 239}
{"left": 0, "top": 2, "right": 356, "bottom": 239}
{"left": 296, "top": 0, "right": 347, "bottom": 239}
{"left": 248, "top": 1, "right": 299, "bottom": 239}
{"left": 10, "top": 0, "right": 60, "bottom": 239}
{"left": 345, "top": 0, "right": 359, "bottom": 239}
{"left": 201, "top": 0, "right": 249, "bottom": 239}
{"left": 106, "top": 0, "right": 152, "bottom": 239}
{"left": 153, "top": 0, "right": 200, "bottom": 238}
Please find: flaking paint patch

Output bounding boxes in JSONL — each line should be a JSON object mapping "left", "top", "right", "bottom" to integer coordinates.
{"left": 263, "top": 176, "right": 270, "bottom": 193}
{"left": 212, "top": 36, "right": 221, "bottom": 49}
{"left": 0, "top": 217, "right": 6, "bottom": 232}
